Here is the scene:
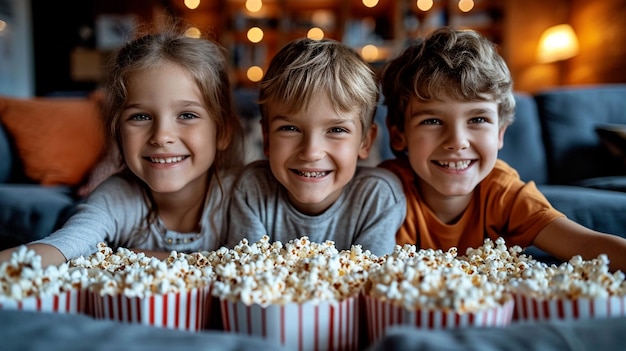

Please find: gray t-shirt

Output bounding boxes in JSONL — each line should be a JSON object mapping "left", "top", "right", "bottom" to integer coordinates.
{"left": 226, "top": 160, "right": 406, "bottom": 256}
{"left": 36, "top": 172, "right": 235, "bottom": 260}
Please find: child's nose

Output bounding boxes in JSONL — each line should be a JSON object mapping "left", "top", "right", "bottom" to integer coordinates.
{"left": 298, "top": 134, "right": 324, "bottom": 161}
{"left": 150, "top": 120, "right": 176, "bottom": 146}
{"left": 444, "top": 127, "right": 470, "bottom": 150}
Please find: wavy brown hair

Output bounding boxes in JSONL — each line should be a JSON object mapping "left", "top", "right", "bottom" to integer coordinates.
{"left": 381, "top": 27, "right": 515, "bottom": 158}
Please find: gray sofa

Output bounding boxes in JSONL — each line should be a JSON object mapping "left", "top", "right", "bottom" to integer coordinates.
{"left": 1, "top": 85, "right": 626, "bottom": 257}
{"left": 0, "top": 122, "right": 78, "bottom": 250}
{"left": 498, "top": 86, "right": 626, "bottom": 262}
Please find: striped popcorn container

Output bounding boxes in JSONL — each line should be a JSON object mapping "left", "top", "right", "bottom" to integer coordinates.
{"left": 0, "top": 289, "right": 88, "bottom": 314}
{"left": 220, "top": 296, "right": 360, "bottom": 351}
{"left": 91, "top": 286, "right": 212, "bottom": 332}
{"left": 513, "top": 294, "right": 626, "bottom": 321}
{"left": 363, "top": 294, "right": 514, "bottom": 345}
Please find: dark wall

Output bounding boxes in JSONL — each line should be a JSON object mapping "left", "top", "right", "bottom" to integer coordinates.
{"left": 31, "top": 0, "right": 97, "bottom": 96}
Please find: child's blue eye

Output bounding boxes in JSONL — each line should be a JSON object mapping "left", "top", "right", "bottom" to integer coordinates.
{"left": 129, "top": 114, "right": 150, "bottom": 121}
{"left": 469, "top": 117, "right": 488, "bottom": 124}
{"left": 180, "top": 113, "right": 199, "bottom": 120}
{"left": 329, "top": 127, "right": 349, "bottom": 134}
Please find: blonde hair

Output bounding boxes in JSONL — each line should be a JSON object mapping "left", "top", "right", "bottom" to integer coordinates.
{"left": 258, "top": 38, "right": 379, "bottom": 136}
{"left": 382, "top": 27, "right": 515, "bottom": 157}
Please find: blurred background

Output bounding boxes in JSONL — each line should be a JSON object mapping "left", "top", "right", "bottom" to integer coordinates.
{"left": 0, "top": 0, "right": 625, "bottom": 97}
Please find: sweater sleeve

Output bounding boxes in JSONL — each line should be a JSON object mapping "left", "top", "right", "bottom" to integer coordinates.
{"left": 34, "top": 175, "right": 146, "bottom": 260}
{"left": 226, "top": 161, "right": 272, "bottom": 248}
{"left": 350, "top": 167, "right": 407, "bottom": 256}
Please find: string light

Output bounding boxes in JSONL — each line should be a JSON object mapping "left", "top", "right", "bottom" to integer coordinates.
{"left": 247, "top": 66, "right": 264, "bottom": 82}
{"left": 417, "top": 0, "right": 433, "bottom": 12}
{"left": 245, "top": 0, "right": 262, "bottom": 13}
{"left": 184, "top": 0, "right": 200, "bottom": 10}
{"left": 247, "top": 27, "right": 264, "bottom": 43}
{"left": 307, "top": 27, "right": 324, "bottom": 40}
{"left": 362, "top": 0, "right": 379, "bottom": 8}
{"left": 184, "top": 27, "right": 202, "bottom": 38}
{"left": 361, "top": 45, "right": 379, "bottom": 62}
{"left": 458, "top": 0, "right": 474, "bottom": 13}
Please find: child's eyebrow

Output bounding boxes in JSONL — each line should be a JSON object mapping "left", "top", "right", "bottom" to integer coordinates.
{"left": 408, "top": 108, "right": 439, "bottom": 118}
{"left": 270, "top": 115, "right": 358, "bottom": 126}
{"left": 467, "top": 107, "right": 498, "bottom": 116}
{"left": 175, "top": 100, "right": 205, "bottom": 108}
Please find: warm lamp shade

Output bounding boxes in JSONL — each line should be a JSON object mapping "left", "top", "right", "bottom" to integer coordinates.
{"left": 537, "top": 24, "right": 580, "bottom": 63}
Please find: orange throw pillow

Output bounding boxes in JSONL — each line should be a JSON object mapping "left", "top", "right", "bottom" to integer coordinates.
{"left": 0, "top": 95, "right": 105, "bottom": 186}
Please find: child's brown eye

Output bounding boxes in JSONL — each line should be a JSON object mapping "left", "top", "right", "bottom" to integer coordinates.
{"left": 421, "top": 119, "right": 440, "bottom": 125}
{"left": 278, "top": 125, "right": 298, "bottom": 132}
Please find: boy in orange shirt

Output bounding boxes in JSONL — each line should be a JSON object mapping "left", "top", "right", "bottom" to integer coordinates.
{"left": 379, "top": 27, "right": 626, "bottom": 272}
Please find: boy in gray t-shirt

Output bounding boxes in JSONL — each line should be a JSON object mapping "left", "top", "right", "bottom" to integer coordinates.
{"left": 226, "top": 38, "right": 406, "bottom": 256}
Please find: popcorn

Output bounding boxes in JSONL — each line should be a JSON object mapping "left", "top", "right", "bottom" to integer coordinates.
{"left": 0, "top": 246, "right": 89, "bottom": 302}
{"left": 0, "top": 246, "right": 90, "bottom": 314}
{"left": 70, "top": 243, "right": 214, "bottom": 297}
{"left": 210, "top": 236, "right": 380, "bottom": 306}
{"left": 215, "top": 236, "right": 369, "bottom": 351}
{"left": 366, "top": 243, "right": 511, "bottom": 313}
{"left": 507, "top": 253, "right": 626, "bottom": 299}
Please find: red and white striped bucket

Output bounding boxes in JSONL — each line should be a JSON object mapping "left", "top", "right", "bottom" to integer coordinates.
{"left": 220, "top": 296, "right": 359, "bottom": 351}
{"left": 513, "top": 294, "right": 626, "bottom": 321}
{"left": 364, "top": 294, "right": 514, "bottom": 345}
{"left": 91, "top": 286, "right": 211, "bottom": 332}
{"left": 0, "top": 289, "right": 87, "bottom": 314}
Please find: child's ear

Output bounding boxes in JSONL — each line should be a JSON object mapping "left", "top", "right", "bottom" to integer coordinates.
{"left": 358, "top": 123, "right": 378, "bottom": 159}
{"left": 389, "top": 125, "right": 407, "bottom": 152}
{"left": 497, "top": 124, "right": 508, "bottom": 150}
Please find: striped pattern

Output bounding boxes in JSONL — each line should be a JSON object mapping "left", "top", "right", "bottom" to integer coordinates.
{"left": 0, "top": 289, "right": 87, "bottom": 314}
{"left": 513, "top": 294, "right": 626, "bottom": 321}
{"left": 364, "top": 295, "right": 514, "bottom": 345}
{"left": 220, "top": 297, "right": 359, "bottom": 351}
{"left": 91, "top": 286, "right": 211, "bottom": 332}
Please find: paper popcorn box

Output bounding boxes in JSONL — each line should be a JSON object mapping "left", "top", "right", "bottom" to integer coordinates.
{"left": 91, "top": 286, "right": 211, "bottom": 332}
{"left": 364, "top": 294, "right": 514, "bottom": 345}
{"left": 513, "top": 293, "right": 626, "bottom": 321}
{"left": 220, "top": 296, "right": 359, "bottom": 351}
{"left": 0, "top": 289, "right": 87, "bottom": 314}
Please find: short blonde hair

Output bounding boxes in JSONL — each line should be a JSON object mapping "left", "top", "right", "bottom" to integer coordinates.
{"left": 259, "top": 38, "right": 379, "bottom": 136}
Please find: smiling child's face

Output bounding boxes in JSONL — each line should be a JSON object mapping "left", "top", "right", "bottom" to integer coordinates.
{"left": 391, "top": 95, "right": 506, "bottom": 205}
{"left": 263, "top": 92, "right": 375, "bottom": 215}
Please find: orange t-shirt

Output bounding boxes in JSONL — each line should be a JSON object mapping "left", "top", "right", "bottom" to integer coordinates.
{"left": 379, "top": 158, "right": 565, "bottom": 253}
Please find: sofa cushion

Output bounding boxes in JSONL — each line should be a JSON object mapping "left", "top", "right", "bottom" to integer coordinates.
{"left": 498, "top": 93, "right": 548, "bottom": 184}
{"left": 536, "top": 84, "right": 626, "bottom": 184}
{"left": 539, "top": 184, "right": 626, "bottom": 237}
{"left": 0, "top": 94, "right": 105, "bottom": 186}
{"left": 0, "top": 184, "right": 77, "bottom": 249}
